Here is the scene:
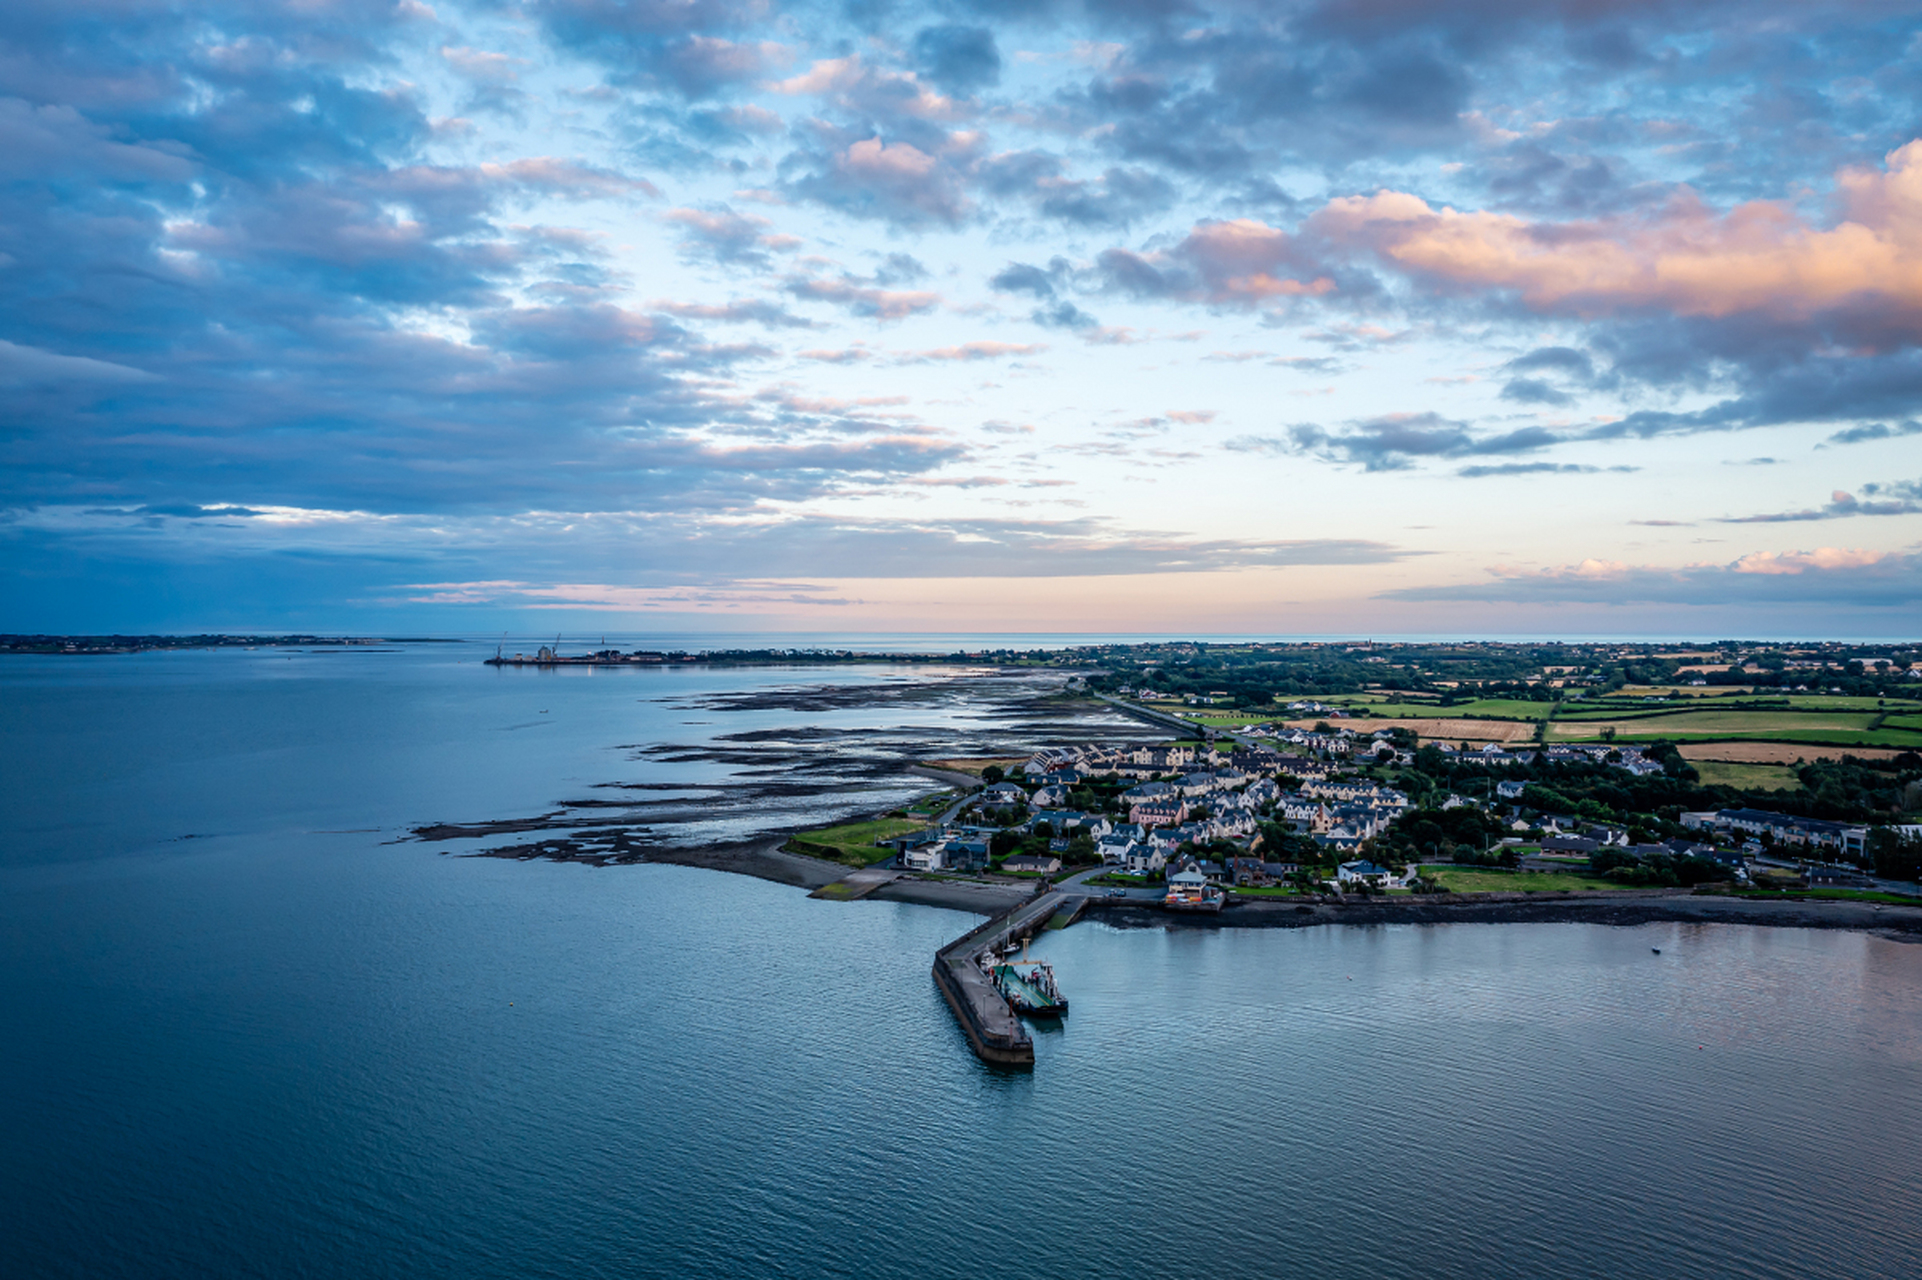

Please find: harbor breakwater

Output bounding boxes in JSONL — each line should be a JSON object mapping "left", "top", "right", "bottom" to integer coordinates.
{"left": 932, "top": 890, "right": 1085, "bottom": 1067}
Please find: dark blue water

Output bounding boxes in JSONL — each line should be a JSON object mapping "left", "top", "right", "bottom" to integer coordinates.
{"left": 3, "top": 647, "right": 1920, "bottom": 1278}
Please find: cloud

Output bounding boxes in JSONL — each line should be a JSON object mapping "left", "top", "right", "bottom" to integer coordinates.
{"left": 1721, "top": 478, "right": 1922, "bottom": 522}
{"left": 1822, "top": 419, "right": 1922, "bottom": 446}
{"left": 648, "top": 298, "right": 814, "bottom": 328}
{"left": 1311, "top": 141, "right": 1922, "bottom": 344}
{"left": 981, "top": 159, "right": 1179, "bottom": 229}
{"left": 1382, "top": 548, "right": 1922, "bottom": 607}
{"left": 1099, "top": 219, "right": 1335, "bottom": 307}
{"left": 782, "top": 275, "right": 942, "bottom": 320}
{"left": 664, "top": 205, "right": 800, "bottom": 267}
{"left": 1456, "top": 462, "right": 1635, "bottom": 478}
{"left": 0, "top": 339, "right": 158, "bottom": 386}
{"left": 796, "top": 345, "right": 871, "bottom": 363}
{"left": 912, "top": 25, "right": 1001, "bottom": 95}
{"left": 1232, "top": 412, "right": 1561, "bottom": 471}
{"left": 782, "top": 129, "right": 979, "bottom": 227}
{"left": 897, "top": 341, "right": 1046, "bottom": 363}
{"left": 528, "top": 3, "right": 786, "bottom": 98}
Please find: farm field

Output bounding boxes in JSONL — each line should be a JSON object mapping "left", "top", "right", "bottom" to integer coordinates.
{"left": 1574, "top": 693, "right": 1912, "bottom": 714}
{"left": 1545, "top": 709, "right": 1910, "bottom": 742}
{"left": 1677, "top": 741, "right": 1912, "bottom": 764}
{"left": 1691, "top": 761, "right": 1802, "bottom": 790}
{"left": 1282, "top": 717, "right": 1538, "bottom": 743}
{"left": 1311, "top": 696, "right": 1553, "bottom": 721}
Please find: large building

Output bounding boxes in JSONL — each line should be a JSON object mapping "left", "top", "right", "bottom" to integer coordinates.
{"left": 1683, "top": 808, "right": 1868, "bottom": 858}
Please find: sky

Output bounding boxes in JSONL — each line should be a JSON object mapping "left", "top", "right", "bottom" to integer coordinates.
{"left": 3, "top": 0, "right": 1922, "bottom": 638}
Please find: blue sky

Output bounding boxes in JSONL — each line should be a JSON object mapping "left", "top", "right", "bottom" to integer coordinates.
{"left": 3, "top": 0, "right": 1921, "bottom": 636}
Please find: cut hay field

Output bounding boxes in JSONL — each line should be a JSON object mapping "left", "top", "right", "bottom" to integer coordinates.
{"left": 1677, "top": 741, "right": 1913, "bottom": 764}
{"left": 1283, "top": 717, "right": 1537, "bottom": 743}
{"left": 1317, "top": 696, "right": 1552, "bottom": 721}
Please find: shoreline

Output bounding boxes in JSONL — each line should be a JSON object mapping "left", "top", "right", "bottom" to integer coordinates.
{"left": 459, "top": 823, "right": 1922, "bottom": 940}
{"left": 1085, "top": 889, "right": 1922, "bottom": 940}
{"left": 610, "top": 834, "right": 1922, "bottom": 940}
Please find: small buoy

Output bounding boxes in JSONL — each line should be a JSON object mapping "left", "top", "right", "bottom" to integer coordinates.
{"left": 1652, "top": 948, "right": 1661, "bottom": 954}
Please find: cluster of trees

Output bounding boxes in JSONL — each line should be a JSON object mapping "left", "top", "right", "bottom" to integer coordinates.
{"left": 1867, "top": 828, "right": 1922, "bottom": 881}
{"left": 1589, "top": 847, "right": 1731, "bottom": 887}
{"left": 1371, "top": 806, "right": 1508, "bottom": 866}
{"left": 1083, "top": 641, "right": 1618, "bottom": 702}
{"left": 989, "top": 822, "right": 1098, "bottom": 867}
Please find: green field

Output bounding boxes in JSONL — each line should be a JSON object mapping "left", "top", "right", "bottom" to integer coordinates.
{"left": 1691, "top": 760, "right": 1803, "bottom": 791}
{"left": 787, "top": 818, "right": 928, "bottom": 868}
{"left": 1564, "top": 694, "right": 1913, "bottom": 718}
{"left": 1545, "top": 708, "right": 1922, "bottom": 750}
{"left": 1423, "top": 864, "right": 1628, "bottom": 893}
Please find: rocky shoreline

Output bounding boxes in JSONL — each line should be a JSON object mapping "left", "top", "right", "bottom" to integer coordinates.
{"left": 1085, "top": 889, "right": 1922, "bottom": 940}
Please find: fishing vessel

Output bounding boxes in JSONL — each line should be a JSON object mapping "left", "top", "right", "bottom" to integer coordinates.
{"left": 989, "top": 959, "right": 1069, "bottom": 1017}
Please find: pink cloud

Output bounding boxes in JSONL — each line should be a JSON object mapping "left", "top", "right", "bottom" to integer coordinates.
{"left": 1102, "top": 218, "right": 1335, "bottom": 306}
{"left": 899, "top": 341, "right": 1046, "bottom": 362}
{"left": 784, "top": 275, "right": 941, "bottom": 319}
{"left": 1311, "top": 140, "right": 1922, "bottom": 335}
{"left": 1729, "top": 547, "right": 1892, "bottom": 575}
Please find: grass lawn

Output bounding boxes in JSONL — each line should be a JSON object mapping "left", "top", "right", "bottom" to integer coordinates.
{"left": 1090, "top": 872, "right": 1153, "bottom": 887}
{"left": 1423, "top": 864, "right": 1627, "bottom": 893}
{"left": 1231, "top": 885, "right": 1307, "bottom": 897}
{"left": 787, "top": 817, "right": 929, "bottom": 868}
{"left": 1692, "top": 760, "right": 1803, "bottom": 791}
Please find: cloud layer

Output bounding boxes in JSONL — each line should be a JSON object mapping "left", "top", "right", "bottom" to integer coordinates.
{"left": 3, "top": 0, "right": 1920, "bottom": 629}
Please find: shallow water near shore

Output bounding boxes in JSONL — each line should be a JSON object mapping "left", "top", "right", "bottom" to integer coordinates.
{"left": 4, "top": 646, "right": 1921, "bottom": 1279}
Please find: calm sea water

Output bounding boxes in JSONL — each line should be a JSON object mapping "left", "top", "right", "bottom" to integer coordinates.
{"left": 3, "top": 646, "right": 1920, "bottom": 1279}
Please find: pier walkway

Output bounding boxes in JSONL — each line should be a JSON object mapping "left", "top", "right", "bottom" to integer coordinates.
{"left": 931, "top": 890, "right": 1085, "bottom": 1067}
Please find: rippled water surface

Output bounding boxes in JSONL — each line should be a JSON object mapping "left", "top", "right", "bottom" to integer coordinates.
{"left": 3, "top": 646, "right": 1920, "bottom": 1279}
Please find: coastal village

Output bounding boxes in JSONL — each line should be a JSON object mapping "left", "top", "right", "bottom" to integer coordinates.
{"left": 783, "top": 639, "right": 1922, "bottom": 918}
{"left": 872, "top": 722, "right": 1902, "bottom": 904}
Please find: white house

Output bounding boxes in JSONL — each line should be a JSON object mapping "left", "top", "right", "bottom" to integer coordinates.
{"left": 902, "top": 844, "right": 945, "bottom": 872}
{"left": 1337, "top": 859, "right": 1392, "bottom": 886}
